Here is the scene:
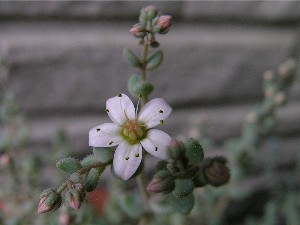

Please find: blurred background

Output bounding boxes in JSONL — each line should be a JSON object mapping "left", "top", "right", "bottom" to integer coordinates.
{"left": 0, "top": 1, "right": 300, "bottom": 225}
{"left": 1, "top": 1, "right": 300, "bottom": 155}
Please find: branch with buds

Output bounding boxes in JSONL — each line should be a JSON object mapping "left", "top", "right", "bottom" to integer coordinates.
{"left": 38, "top": 5, "right": 230, "bottom": 220}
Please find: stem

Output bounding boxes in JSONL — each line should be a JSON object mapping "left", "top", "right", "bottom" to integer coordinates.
{"left": 140, "top": 37, "right": 149, "bottom": 82}
{"left": 136, "top": 35, "right": 152, "bottom": 224}
{"left": 57, "top": 161, "right": 110, "bottom": 194}
{"left": 136, "top": 170, "right": 151, "bottom": 211}
{"left": 140, "top": 36, "right": 149, "bottom": 105}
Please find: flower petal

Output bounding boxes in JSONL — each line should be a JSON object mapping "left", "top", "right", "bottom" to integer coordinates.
{"left": 89, "top": 123, "right": 123, "bottom": 147}
{"left": 113, "top": 142, "right": 142, "bottom": 180}
{"left": 138, "top": 98, "right": 172, "bottom": 128}
{"left": 141, "top": 129, "right": 171, "bottom": 160}
{"left": 106, "top": 94, "right": 136, "bottom": 125}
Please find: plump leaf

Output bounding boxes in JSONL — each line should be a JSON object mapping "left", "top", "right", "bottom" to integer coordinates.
{"left": 56, "top": 157, "right": 81, "bottom": 174}
{"left": 146, "top": 50, "right": 163, "bottom": 70}
{"left": 127, "top": 74, "right": 154, "bottom": 97}
{"left": 123, "top": 48, "right": 142, "bottom": 68}
{"left": 93, "top": 147, "right": 113, "bottom": 163}
{"left": 85, "top": 168, "right": 101, "bottom": 192}
{"left": 170, "top": 193, "right": 195, "bottom": 215}
{"left": 184, "top": 138, "right": 204, "bottom": 165}
{"left": 80, "top": 154, "right": 98, "bottom": 167}
{"left": 173, "top": 179, "right": 194, "bottom": 199}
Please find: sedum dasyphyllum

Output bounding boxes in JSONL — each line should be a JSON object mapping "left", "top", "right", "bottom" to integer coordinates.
{"left": 89, "top": 93, "right": 172, "bottom": 180}
{"left": 38, "top": 5, "right": 230, "bottom": 219}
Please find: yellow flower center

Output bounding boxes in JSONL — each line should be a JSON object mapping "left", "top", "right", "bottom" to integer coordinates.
{"left": 122, "top": 120, "right": 147, "bottom": 144}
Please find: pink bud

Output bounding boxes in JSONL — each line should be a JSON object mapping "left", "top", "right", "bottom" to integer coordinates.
{"left": 0, "top": 154, "right": 12, "bottom": 167}
{"left": 129, "top": 23, "right": 146, "bottom": 38}
{"left": 69, "top": 198, "right": 81, "bottom": 210}
{"left": 38, "top": 197, "right": 52, "bottom": 214}
{"left": 157, "top": 15, "right": 172, "bottom": 31}
{"left": 67, "top": 190, "right": 82, "bottom": 210}
{"left": 130, "top": 26, "right": 139, "bottom": 35}
{"left": 144, "top": 5, "right": 158, "bottom": 14}
{"left": 147, "top": 178, "right": 162, "bottom": 193}
{"left": 59, "top": 213, "right": 71, "bottom": 225}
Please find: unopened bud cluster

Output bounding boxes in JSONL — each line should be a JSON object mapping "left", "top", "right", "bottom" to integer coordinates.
{"left": 130, "top": 5, "right": 172, "bottom": 47}
{"left": 147, "top": 138, "right": 230, "bottom": 214}
{"left": 38, "top": 154, "right": 108, "bottom": 214}
{"left": 246, "top": 58, "right": 296, "bottom": 137}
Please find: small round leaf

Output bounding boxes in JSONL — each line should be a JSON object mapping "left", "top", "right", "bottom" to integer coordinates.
{"left": 56, "top": 157, "right": 81, "bottom": 174}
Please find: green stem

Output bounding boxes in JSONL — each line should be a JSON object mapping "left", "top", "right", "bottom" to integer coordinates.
{"left": 136, "top": 170, "right": 151, "bottom": 210}
{"left": 136, "top": 35, "right": 152, "bottom": 224}
{"left": 57, "top": 161, "right": 110, "bottom": 194}
{"left": 140, "top": 36, "right": 149, "bottom": 105}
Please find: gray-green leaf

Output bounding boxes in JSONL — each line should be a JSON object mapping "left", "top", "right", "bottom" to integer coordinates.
{"left": 123, "top": 48, "right": 142, "bottom": 68}
{"left": 146, "top": 50, "right": 163, "bottom": 70}
{"left": 56, "top": 157, "right": 82, "bottom": 174}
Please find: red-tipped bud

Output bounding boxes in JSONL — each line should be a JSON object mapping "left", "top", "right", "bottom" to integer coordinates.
{"left": 0, "top": 153, "right": 12, "bottom": 167}
{"left": 167, "top": 139, "right": 185, "bottom": 159}
{"left": 38, "top": 196, "right": 52, "bottom": 214}
{"left": 147, "top": 170, "right": 175, "bottom": 194}
{"left": 203, "top": 157, "right": 230, "bottom": 187}
{"left": 154, "top": 15, "right": 172, "bottom": 34}
{"left": 129, "top": 23, "right": 146, "bottom": 38}
{"left": 144, "top": 5, "right": 158, "bottom": 19}
{"left": 66, "top": 190, "right": 81, "bottom": 210}
{"left": 59, "top": 213, "right": 71, "bottom": 225}
{"left": 38, "top": 189, "right": 62, "bottom": 214}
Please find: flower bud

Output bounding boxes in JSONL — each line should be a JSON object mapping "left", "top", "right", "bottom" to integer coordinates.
{"left": 203, "top": 157, "right": 230, "bottom": 187}
{"left": 65, "top": 190, "right": 82, "bottom": 210}
{"left": 143, "top": 5, "right": 158, "bottom": 20}
{"left": 154, "top": 15, "right": 172, "bottom": 34}
{"left": 0, "top": 153, "right": 12, "bottom": 167}
{"left": 147, "top": 170, "right": 175, "bottom": 194}
{"left": 167, "top": 139, "right": 185, "bottom": 160}
{"left": 59, "top": 213, "right": 71, "bottom": 225}
{"left": 129, "top": 23, "right": 146, "bottom": 38}
{"left": 38, "top": 189, "right": 62, "bottom": 214}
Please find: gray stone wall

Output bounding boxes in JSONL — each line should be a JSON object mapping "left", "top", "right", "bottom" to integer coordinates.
{"left": 1, "top": 1, "right": 300, "bottom": 160}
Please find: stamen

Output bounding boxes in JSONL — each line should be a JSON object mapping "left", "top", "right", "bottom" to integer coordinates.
{"left": 125, "top": 157, "right": 129, "bottom": 160}
{"left": 109, "top": 141, "right": 113, "bottom": 145}
{"left": 105, "top": 109, "right": 109, "bottom": 113}
{"left": 135, "top": 153, "right": 139, "bottom": 157}
{"left": 160, "top": 120, "right": 164, "bottom": 124}
{"left": 96, "top": 128, "right": 100, "bottom": 132}
{"left": 159, "top": 110, "right": 163, "bottom": 114}
{"left": 118, "top": 93, "right": 122, "bottom": 97}
{"left": 155, "top": 147, "right": 158, "bottom": 151}
{"left": 136, "top": 96, "right": 141, "bottom": 117}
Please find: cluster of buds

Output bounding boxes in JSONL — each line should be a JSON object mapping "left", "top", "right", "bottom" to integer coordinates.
{"left": 129, "top": 5, "right": 172, "bottom": 47}
{"left": 38, "top": 189, "right": 62, "bottom": 214}
{"left": 245, "top": 58, "right": 297, "bottom": 137}
{"left": 262, "top": 58, "right": 296, "bottom": 104}
{"left": 147, "top": 139, "right": 230, "bottom": 215}
{"left": 148, "top": 139, "right": 230, "bottom": 192}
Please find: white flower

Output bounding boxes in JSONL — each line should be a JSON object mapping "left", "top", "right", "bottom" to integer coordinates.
{"left": 89, "top": 93, "right": 172, "bottom": 180}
